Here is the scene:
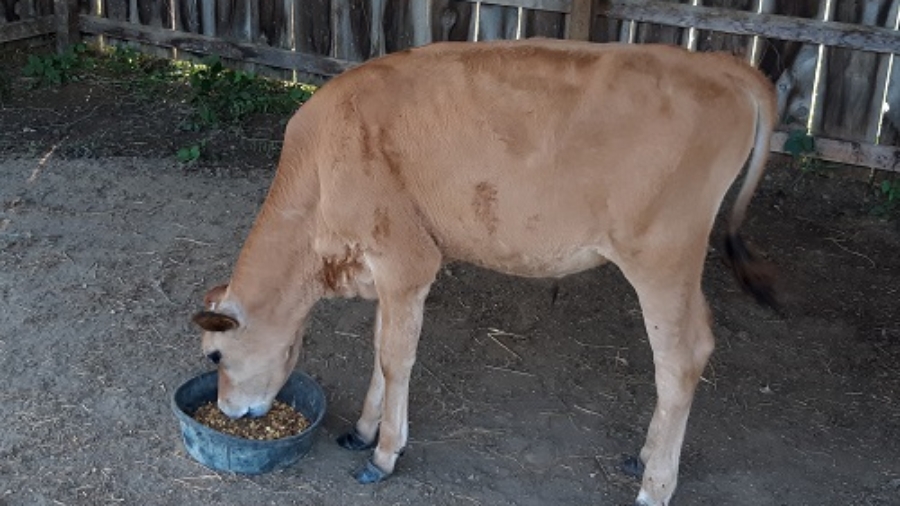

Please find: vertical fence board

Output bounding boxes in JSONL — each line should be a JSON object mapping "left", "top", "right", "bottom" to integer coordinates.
{"left": 631, "top": 0, "right": 686, "bottom": 46}
{"left": 39, "top": 0, "right": 55, "bottom": 16}
{"left": 410, "top": 0, "right": 433, "bottom": 46}
{"left": 471, "top": 2, "right": 519, "bottom": 41}
{"left": 258, "top": 0, "right": 286, "bottom": 47}
{"left": 54, "top": 0, "right": 78, "bottom": 49}
{"left": 821, "top": 0, "right": 888, "bottom": 143}
{"left": 565, "top": 0, "right": 591, "bottom": 39}
{"left": 199, "top": 0, "right": 213, "bottom": 35}
{"left": 874, "top": 0, "right": 900, "bottom": 145}
{"left": 697, "top": 0, "right": 754, "bottom": 55}
{"left": 444, "top": 0, "right": 471, "bottom": 41}
{"left": 530, "top": 7, "right": 564, "bottom": 38}
{"left": 181, "top": 0, "right": 193, "bottom": 31}
{"left": 294, "top": 0, "right": 329, "bottom": 55}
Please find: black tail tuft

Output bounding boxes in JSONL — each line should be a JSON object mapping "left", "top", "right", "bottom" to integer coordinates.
{"left": 723, "top": 234, "right": 779, "bottom": 311}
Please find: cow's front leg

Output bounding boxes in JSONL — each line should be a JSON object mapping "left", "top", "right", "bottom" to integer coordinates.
{"left": 353, "top": 285, "right": 430, "bottom": 483}
{"left": 336, "top": 311, "right": 384, "bottom": 452}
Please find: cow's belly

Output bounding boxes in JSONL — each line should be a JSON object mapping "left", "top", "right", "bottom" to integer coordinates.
{"left": 445, "top": 242, "right": 610, "bottom": 279}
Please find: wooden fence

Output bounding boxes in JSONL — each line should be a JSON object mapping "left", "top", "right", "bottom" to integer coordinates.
{"left": 2, "top": 0, "right": 900, "bottom": 173}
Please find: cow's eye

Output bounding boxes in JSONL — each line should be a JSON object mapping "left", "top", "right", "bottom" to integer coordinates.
{"left": 206, "top": 351, "right": 222, "bottom": 365}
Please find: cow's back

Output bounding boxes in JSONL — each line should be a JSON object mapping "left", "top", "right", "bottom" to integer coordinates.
{"left": 300, "top": 40, "right": 774, "bottom": 277}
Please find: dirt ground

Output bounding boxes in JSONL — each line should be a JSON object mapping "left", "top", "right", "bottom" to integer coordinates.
{"left": 2, "top": 47, "right": 900, "bottom": 506}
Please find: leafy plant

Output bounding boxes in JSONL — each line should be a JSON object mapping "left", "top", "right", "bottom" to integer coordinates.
{"left": 177, "top": 143, "right": 203, "bottom": 164}
{"left": 783, "top": 130, "right": 815, "bottom": 158}
{"left": 873, "top": 178, "right": 900, "bottom": 217}
{"left": 23, "top": 43, "right": 91, "bottom": 86}
{"left": 783, "top": 130, "right": 825, "bottom": 173}
{"left": 19, "top": 44, "right": 317, "bottom": 163}
{"left": 183, "top": 56, "right": 314, "bottom": 129}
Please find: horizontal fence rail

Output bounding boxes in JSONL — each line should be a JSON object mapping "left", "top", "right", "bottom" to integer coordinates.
{"left": 78, "top": 16, "right": 355, "bottom": 77}
{"left": 599, "top": 0, "right": 900, "bottom": 54}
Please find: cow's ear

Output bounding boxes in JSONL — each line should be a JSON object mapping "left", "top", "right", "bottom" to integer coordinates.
{"left": 193, "top": 311, "right": 239, "bottom": 332}
{"left": 203, "top": 284, "right": 229, "bottom": 309}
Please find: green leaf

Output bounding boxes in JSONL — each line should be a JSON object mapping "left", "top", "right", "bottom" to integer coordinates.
{"left": 783, "top": 130, "right": 815, "bottom": 158}
{"left": 177, "top": 144, "right": 201, "bottom": 163}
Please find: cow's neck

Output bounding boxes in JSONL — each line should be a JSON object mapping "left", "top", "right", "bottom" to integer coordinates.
{"left": 227, "top": 163, "right": 323, "bottom": 328}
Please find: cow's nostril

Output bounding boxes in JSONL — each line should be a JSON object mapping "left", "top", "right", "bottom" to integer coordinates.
{"left": 206, "top": 351, "right": 222, "bottom": 364}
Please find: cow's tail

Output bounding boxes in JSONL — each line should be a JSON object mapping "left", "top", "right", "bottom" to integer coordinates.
{"left": 723, "top": 77, "right": 779, "bottom": 310}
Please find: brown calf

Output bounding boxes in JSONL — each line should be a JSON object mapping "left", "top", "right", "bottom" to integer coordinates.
{"left": 193, "top": 39, "right": 776, "bottom": 506}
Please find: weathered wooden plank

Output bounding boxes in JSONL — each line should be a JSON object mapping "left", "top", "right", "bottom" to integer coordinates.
{"left": 868, "top": 0, "right": 900, "bottom": 144}
{"left": 565, "top": 0, "right": 591, "bottom": 40}
{"left": 598, "top": 0, "right": 900, "bottom": 54}
{"left": 331, "top": 0, "right": 361, "bottom": 61}
{"left": 821, "top": 0, "right": 884, "bottom": 143}
{"left": 772, "top": 131, "right": 900, "bottom": 173}
{"left": 695, "top": 0, "right": 755, "bottom": 55}
{"left": 530, "top": 8, "right": 565, "bottom": 38}
{"left": 460, "top": 0, "right": 571, "bottom": 14}
{"left": 0, "top": 15, "right": 54, "bottom": 43}
{"left": 37, "top": 0, "right": 57, "bottom": 16}
{"left": 259, "top": 0, "right": 287, "bottom": 48}
{"left": 200, "top": 0, "right": 214, "bottom": 36}
{"left": 79, "top": 15, "right": 355, "bottom": 77}
{"left": 410, "top": 0, "right": 433, "bottom": 46}
{"left": 54, "top": 0, "right": 80, "bottom": 51}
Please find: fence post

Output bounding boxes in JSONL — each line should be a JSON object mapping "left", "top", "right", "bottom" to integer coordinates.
{"left": 565, "top": 0, "right": 592, "bottom": 40}
{"left": 54, "top": 0, "right": 80, "bottom": 53}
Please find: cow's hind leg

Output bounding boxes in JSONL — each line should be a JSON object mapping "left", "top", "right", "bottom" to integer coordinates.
{"left": 619, "top": 249, "right": 715, "bottom": 506}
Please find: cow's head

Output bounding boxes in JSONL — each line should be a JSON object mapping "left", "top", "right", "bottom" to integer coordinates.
{"left": 192, "top": 284, "right": 303, "bottom": 418}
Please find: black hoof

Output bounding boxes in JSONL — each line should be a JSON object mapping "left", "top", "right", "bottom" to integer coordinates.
{"left": 337, "top": 428, "right": 377, "bottom": 451}
{"left": 620, "top": 454, "right": 645, "bottom": 479}
{"left": 354, "top": 459, "right": 390, "bottom": 484}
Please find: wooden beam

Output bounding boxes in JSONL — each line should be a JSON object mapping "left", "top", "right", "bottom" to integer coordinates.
{"left": 565, "top": 0, "right": 592, "bottom": 40}
{"left": 459, "top": 0, "right": 572, "bottom": 14}
{"left": 598, "top": 0, "right": 900, "bottom": 54}
{"left": 772, "top": 131, "right": 900, "bottom": 173}
{"left": 79, "top": 15, "right": 355, "bottom": 77}
{"left": 54, "top": 0, "right": 80, "bottom": 52}
{"left": 0, "top": 15, "right": 55, "bottom": 44}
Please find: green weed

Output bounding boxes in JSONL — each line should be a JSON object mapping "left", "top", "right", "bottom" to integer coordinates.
{"left": 873, "top": 178, "right": 900, "bottom": 217}
{"left": 183, "top": 56, "right": 314, "bottom": 130}
{"left": 19, "top": 44, "right": 316, "bottom": 162}
{"left": 23, "top": 43, "right": 91, "bottom": 86}
{"left": 783, "top": 130, "right": 822, "bottom": 173}
{"left": 177, "top": 143, "right": 203, "bottom": 164}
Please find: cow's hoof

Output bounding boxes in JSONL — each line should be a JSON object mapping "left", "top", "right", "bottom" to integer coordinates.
{"left": 634, "top": 489, "right": 666, "bottom": 506}
{"left": 337, "top": 428, "right": 377, "bottom": 451}
{"left": 354, "top": 459, "right": 390, "bottom": 484}
{"left": 620, "top": 454, "right": 645, "bottom": 479}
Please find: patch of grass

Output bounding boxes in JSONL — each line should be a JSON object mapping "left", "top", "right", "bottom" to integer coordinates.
{"left": 183, "top": 56, "right": 314, "bottom": 130}
{"left": 17, "top": 43, "right": 317, "bottom": 162}
{"left": 23, "top": 43, "right": 92, "bottom": 86}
